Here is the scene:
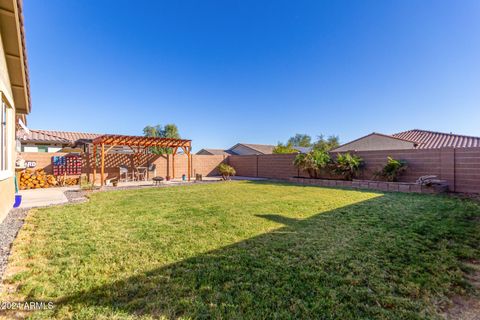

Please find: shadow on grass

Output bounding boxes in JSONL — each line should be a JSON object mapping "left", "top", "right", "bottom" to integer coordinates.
{"left": 55, "top": 194, "right": 479, "bottom": 319}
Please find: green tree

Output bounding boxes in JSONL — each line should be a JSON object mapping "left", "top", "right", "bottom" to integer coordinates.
{"left": 287, "top": 134, "right": 312, "bottom": 147}
{"left": 143, "top": 124, "right": 181, "bottom": 154}
{"left": 163, "top": 124, "right": 180, "bottom": 139}
{"left": 313, "top": 135, "right": 340, "bottom": 151}
{"left": 273, "top": 142, "right": 299, "bottom": 154}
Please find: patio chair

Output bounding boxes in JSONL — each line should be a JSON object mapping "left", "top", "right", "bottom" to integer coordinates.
{"left": 119, "top": 165, "right": 130, "bottom": 182}
{"left": 135, "top": 167, "right": 147, "bottom": 181}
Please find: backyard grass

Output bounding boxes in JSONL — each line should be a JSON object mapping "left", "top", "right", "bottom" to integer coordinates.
{"left": 3, "top": 181, "right": 480, "bottom": 319}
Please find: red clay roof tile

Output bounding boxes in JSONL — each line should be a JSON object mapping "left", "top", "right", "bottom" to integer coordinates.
{"left": 393, "top": 129, "right": 480, "bottom": 149}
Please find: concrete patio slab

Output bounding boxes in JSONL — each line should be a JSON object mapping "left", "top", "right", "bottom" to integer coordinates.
{"left": 19, "top": 187, "right": 77, "bottom": 208}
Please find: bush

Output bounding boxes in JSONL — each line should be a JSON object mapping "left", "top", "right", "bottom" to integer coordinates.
{"left": 375, "top": 156, "right": 407, "bottom": 182}
{"left": 334, "top": 153, "right": 363, "bottom": 180}
{"left": 218, "top": 163, "right": 236, "bottom": 180}
{"left": 293, "top": 149, "right": 331, "bottom": 178}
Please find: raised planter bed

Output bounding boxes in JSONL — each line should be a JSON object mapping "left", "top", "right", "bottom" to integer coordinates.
{"left": 289, "top": 177, "right": 444, "bottom": 194}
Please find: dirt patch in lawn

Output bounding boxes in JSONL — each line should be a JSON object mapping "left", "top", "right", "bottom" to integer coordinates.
{"left": 442, "top": 260, "right": 480, "bottom": 320}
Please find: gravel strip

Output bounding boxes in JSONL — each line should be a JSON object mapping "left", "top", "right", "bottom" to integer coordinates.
{"left": 0, "top": 208, "right": 29, "bottom": 280}
{"left": 64, "top": 190, "right": 88, "bottom": 203}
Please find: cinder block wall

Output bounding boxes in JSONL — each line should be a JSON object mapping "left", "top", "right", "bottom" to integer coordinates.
{"left": 19, "top": 152, "right": 226, "bottom": 181}
{"left": 17, "top": 148, "right": 480, "bottom": 193}
{"left": 455, "top": 148, "right": 480, "bottom": 193}
{"left": 229, "top": 147, "right": 480, "bottom": 194}
{"left": 228, "top": 155, "right": 258, "bottom": 177}
{"left": 353, "top": 149, "right": 443, "bottom": 182}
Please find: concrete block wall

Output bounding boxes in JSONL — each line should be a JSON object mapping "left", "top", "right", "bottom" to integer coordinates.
{"left": 228, "top": 147, "right": 480, "bottom": 194}
{"left": 353, "top": 149, "right": 442, "bottom": 183}
{"left": 19, "top": 152, "right": 226, "bottom": 181}
{"left": 17, "top": 148, "right": 480, "bottom": 194}
{"left": 257, "top": 154, "right": 300, "bottom": 180}
{"left": 455, "top": 148, "right": 480, "bottom": 193}
{"left": 228, "top": 155, "right": 258, "bottom": 177}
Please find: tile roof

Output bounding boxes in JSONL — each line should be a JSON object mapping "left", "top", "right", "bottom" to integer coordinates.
{"left": 393, "top": 129, "right": 480, "bottom": 149}
{"left": 17, "top": 129, "right": 103, "bottom": 144}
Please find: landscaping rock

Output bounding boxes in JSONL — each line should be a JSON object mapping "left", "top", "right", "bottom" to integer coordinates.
{"left": 0, "top": 208, "right": 28, "bottom": 281}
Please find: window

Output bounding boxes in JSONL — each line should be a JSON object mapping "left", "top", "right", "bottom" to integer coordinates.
{"left": 0, "top": 99, "right": 11, "bottom": 180}
{"left": 37, "top": 145, "right": 48, "bottom": 153}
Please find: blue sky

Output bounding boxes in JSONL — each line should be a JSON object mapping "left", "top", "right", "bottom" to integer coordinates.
{"left": 23, "top": 1, "right": 480, "bottom": 150}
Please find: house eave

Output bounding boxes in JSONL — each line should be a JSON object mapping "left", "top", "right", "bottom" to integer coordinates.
{"left": 0, "top": 0, "right": 31, "bottom": 115}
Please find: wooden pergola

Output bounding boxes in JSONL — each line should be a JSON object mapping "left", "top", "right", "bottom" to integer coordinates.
{"left": 91, "top": 134, "right": 192, "bottom": 186}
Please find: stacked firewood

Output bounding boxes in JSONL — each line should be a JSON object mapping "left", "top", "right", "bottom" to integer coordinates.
{"left": 57, "top": 176, "right": 80, "bottom": 186}
{"left": 19, "top": 169, "right": 58, "bottom": 190}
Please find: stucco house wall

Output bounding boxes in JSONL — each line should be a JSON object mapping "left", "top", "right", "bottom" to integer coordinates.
{"left": 0, "top": 0, "right": 31, "bottom": 222}
{"left": 0, "top": 29, "right": 17, "bottom": 221}
{"left": 332, "top": 134, "right": 416, "bottom": 152}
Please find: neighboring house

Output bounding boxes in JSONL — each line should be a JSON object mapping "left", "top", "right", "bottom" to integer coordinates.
{"left": 392, "top": 129, "right": 480, "bottom": 149}
{"left": 17, "top": 129, "right": 102, "bottom": 152}
{"left": 293, "top": 146, "right": 313, "bottom": 154}
{"left": 196, "top": 149, "right": 234, "bottom": 156}
{"left": 196, "top": 143, "right": 276, "bottom": 156}
{"left": 332, "top": 129, "right": 480, "bottom": 152}
{"left": 197, "top": 143, "right": 311, "bottom": 155}
{"left": 0, "top": 0, "right": 31, "bottom": 220}
{"left": 228, "top": 143, "right": 276, "bottom": 155}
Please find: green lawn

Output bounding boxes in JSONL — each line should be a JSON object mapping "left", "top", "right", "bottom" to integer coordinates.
{"left": 4, "top": 181, "right": 480, "bottom": 319}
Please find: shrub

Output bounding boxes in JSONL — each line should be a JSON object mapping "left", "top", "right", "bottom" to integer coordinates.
{"left": 218, "top": 163, "right": 236, "bottom": 180}
{"left": 334, "top": 153, "right": 363, "bottom": 180}
{"left": 375, "top": 156, "right": 407, "bottom": 182}
{"left": 80, "top": 175, "right": 95, "bottom": 190}
{"left": 80, "top": 182, "right": 95, "bottom": 191}
{"left": 293, "top": 149, "right": 331, "bottom": 178}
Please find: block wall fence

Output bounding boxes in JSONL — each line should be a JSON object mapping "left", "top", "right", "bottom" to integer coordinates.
{"left": 228, "top": 147, "right": 480, "bottom": 194}
{"left": 18, "top": 147, "right": 480, "bottom": 193}
{"left": 19, "top": 152, "right": 227, "bottom": 181}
